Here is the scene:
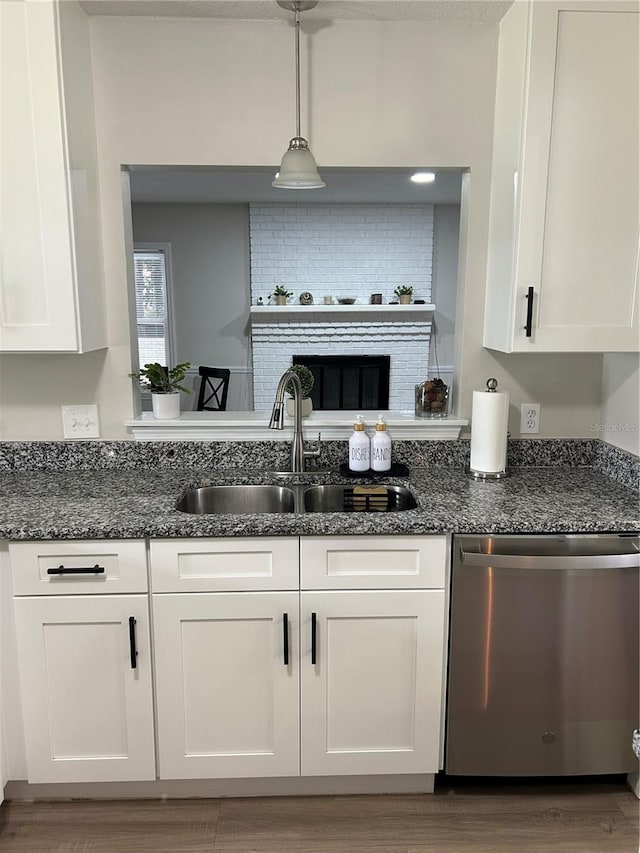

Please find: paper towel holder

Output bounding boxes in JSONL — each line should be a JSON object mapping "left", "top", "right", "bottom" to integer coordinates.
{"left": 468, "top": 466, "right": 509, "bottom": 481}
{"left": 468, "top": 377, "right": 509, "bottom": 480}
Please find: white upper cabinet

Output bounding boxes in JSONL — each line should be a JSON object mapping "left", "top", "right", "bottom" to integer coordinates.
{"left": 483, "top": 0, "right": 639, "bottom": 353}
{"left": 0, "top": 0, "right": 106, "bottom": 352}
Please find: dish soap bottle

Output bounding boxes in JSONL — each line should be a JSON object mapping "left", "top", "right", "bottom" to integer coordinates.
{"left": 371, "top": 414, "right": 392, "bottom": 472}
{"left": 349, "top": 415, "right": 370, "bottom": 472}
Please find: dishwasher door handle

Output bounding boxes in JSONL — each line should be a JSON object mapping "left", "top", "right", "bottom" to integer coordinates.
{"left": 460, "top": 551, "right": 640, "bottom": 570}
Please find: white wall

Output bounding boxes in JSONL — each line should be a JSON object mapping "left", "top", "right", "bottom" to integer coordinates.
{"left": 0, "top": 12, "right": 606, "bottom": 439}
{"left": 249, "top": 203, "right": 434, "bottom": 305}
{"left": 132, "top": 203, "right": 252, "bottom": 410}
{"left": 600, "top": 354, "right": 640, "bottom": 455}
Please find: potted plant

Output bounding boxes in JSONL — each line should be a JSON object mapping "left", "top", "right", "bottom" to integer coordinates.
{"left": 129, "top": 361, "right": 191, "bottom": 419}
{"left": 285, "top": 363, "right": 314, "bottom": 417}
{"left": 394, "top": 285, "right": 413, "bottom": 305}
{"left": 273, "top": 285, "right": 293, "bottom": 306}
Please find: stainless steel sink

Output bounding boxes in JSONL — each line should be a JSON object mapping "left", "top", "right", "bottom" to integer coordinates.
{"left": 303, "top": 484, "right": 417, "bottom": 513}
{"left": 177, "top": 483, "right": 418, "bottom": 515}
{"left": 176, "top": 485, "right": 296, "bottom": 514}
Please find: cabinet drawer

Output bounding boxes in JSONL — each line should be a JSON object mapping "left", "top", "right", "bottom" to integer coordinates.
{"left": 150, "top": 538, "right": 299, "bottom": 592}
{"left": 9, "top": 540, "right": 148, "bottom": 596}
{"left": 300, "top": 536, "right": 447, "bottom": 589}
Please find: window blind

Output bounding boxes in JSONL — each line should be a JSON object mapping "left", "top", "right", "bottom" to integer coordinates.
{"left": 134, "top": 250, "right": 169, "bottom": 368}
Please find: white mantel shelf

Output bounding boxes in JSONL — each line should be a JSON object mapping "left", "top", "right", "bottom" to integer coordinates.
{"left": 250, "top": 304, "right": 436, "bottom": 322}
{"left": 125, "top": 410, "right": 467, "bottom": 442}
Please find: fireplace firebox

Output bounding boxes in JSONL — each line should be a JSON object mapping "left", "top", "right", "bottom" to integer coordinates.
{"left": 293, "top": 355, "right": 390, "bottom": 411}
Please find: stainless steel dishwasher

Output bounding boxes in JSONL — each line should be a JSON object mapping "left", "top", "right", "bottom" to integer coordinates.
{"left": 446, "top": 533, "right": 639, "bottom": 776}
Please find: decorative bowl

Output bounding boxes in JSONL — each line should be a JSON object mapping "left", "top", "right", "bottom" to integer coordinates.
{"left": 337, "top": 298, "right": 356, "bottom": 305}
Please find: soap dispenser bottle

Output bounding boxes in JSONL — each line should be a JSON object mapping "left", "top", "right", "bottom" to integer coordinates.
{"left": 371, "top": 414, "right": 392, "bottom": 472}
{"left": 349, "top": 415, "right": 370, "bottom": 472}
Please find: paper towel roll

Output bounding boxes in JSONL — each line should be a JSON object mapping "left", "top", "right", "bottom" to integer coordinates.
{"left": 470, "top": 387, "right": 509, "bottom": 474}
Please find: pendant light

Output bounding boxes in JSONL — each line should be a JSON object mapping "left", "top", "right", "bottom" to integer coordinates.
{"left": 273, "top": 0, "right": 326, "bottom": 189}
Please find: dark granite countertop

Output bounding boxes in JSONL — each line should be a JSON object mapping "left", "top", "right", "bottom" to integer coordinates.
{"left": 0, "top": 463, "right": 636, "bottom": 540}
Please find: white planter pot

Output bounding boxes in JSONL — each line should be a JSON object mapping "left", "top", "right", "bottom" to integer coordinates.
{"left": 286, "top": 397, "right": 313, "bottom": 417}
{"left": 152, "top": 392, "right": 181, "bottom": 419}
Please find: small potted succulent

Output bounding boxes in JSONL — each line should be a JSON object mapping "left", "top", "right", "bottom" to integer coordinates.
{"left": 285, "top": 363, "right": 315, "bottom": 417}
{"left": 273, "top": 285, "right": 293, "bottom": 306}
{"left": 129, "top": 361, "right": 191, "bottom": 419}
{"left": 394, "top": 285, "right": 413, "bottom": 305}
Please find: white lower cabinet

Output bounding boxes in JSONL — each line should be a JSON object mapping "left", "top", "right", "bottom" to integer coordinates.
{"left": 152, "top": 588, "right": 445, "bottom": 781}
{"left": 13, "top": 594, "right": 155, "bottom": 783}
{"left": 7, "top": 535, "right": 447, "bottom": 788}
{"left": 153, "top": 591, "right": 300, "bottom": 779}
{"left": 300, "top": 589, "right": 445, "bottom": 776}
{"left": 151, "top": 535, "right": 448, "bottom": 782}
{"left": 9, "top": 540, "right": 155, "bottom": 784}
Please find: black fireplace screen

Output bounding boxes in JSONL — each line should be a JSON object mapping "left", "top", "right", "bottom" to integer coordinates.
{"left": 293, "top": 355, "right": 390, "bottom": 410}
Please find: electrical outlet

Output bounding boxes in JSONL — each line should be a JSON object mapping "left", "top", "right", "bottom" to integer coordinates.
{"left": 61, "top": 405, "right": 100, "bottom": 439}
{"left": 520, "top": 403, "right": 540, "bottom": 435}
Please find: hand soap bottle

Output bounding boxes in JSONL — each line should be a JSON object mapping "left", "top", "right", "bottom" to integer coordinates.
{"left": 371, "top": 414, "right": 392, "bottom": 472}
{"left": 349, "top": 415, "right": 370, "bottom": 472}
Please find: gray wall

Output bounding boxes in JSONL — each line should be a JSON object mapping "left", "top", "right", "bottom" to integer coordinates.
{"left": 430, "top": 205, "right": 460, "bottom": 393}
{"left": 132, "top": 203, "right": 252, "bottom": 410}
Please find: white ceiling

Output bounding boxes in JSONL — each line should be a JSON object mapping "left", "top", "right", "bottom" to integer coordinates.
{"left": 80, "top": 0, "right": 513, "bottom": 25}
{"left": 128, "top": 166, "right": 463, "bottom": 203}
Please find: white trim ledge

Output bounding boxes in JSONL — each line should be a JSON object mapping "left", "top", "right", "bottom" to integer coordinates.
{"left": 125, "top": 411, "right": 468, "bottom": 441}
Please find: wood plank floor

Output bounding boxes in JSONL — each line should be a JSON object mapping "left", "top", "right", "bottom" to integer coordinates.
{"left": 0, "top": 781, "right": 637, "bottom": 853}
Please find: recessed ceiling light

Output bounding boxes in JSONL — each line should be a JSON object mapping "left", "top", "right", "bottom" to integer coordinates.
{"left": 410, "top": 172, "right": 436, "bottom": 184}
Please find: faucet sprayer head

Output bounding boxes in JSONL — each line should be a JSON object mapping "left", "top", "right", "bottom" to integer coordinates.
{"left": 268, "top": 401, "right": 285, "bottom": 430}
{"left": 268, "top": 369, "right": 301, "bottom": 430}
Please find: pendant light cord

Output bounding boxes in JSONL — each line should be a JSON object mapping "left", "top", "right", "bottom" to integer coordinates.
{"left": 272, "top": 0, "right": 325, "bottom": 188}
{"left": 294, "top": 6, "right": 301, "bottom": 138}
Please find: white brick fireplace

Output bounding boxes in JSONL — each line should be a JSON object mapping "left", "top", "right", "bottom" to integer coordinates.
{"left": 251, "top": 307, "right": 433, "bottom": 411}
{"left": 249, "top": 202, "right": 435, "bottom": 412}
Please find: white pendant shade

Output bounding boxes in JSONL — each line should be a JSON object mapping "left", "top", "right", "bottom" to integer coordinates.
{"left": 272, "top": 142, "right": 326, "bottom": 189}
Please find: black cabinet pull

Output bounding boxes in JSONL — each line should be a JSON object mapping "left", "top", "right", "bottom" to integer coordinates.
{"left": 128, "top": 616, "right": 138, "bottom": 670}
{"left": 524, "top": 286, "right": 534, "bottom": 337}
{"left": 47, "top": 564, "right": 105, "bottom": 576}
{"left": 283, "top": 613, "right": 289, "bottom": 666}
{"left": 311, "top": 612, "right": 317, "bottom": 665}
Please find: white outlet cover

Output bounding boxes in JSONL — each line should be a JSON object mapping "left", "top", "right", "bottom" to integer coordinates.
{"left": 61, "top": 405, "right": 100, "bottom": 439}
{"left": 519, "top": 403, "right": 540, "bottom": 434}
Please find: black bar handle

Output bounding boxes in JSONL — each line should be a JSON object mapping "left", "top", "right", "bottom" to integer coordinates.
{"left": 128, "top": 616, "right": 138, "bottom": 670}
{"left": 311, "top": 612, "right": 317, "bottom": 665}
{"left": 283, "top": 612, "right": 289, "bottom": 666}
{"left": 524, "top": 286, "right": 534, "bottom": 337}
{"left": 47, "top": 564, "right": 105, "bottom": 576}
